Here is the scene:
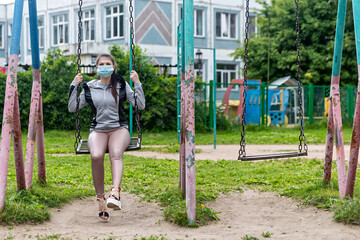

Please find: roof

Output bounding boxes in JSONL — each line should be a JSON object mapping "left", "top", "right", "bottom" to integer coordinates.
{"left": 269, "top": 76, "right": 298, "bottom": 89}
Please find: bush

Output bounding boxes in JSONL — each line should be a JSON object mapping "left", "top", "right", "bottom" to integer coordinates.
{"left": 0, "top": 46, "right": 178, "bottom": 132}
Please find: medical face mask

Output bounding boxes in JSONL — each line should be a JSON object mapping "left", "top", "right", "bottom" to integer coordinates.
{"left": 97, "top": 65, "right": 114, "bottom": 77}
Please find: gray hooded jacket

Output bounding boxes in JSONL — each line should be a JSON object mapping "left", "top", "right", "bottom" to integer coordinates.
{"left": 68, "top": 76, "right": 145, "bottom": 131}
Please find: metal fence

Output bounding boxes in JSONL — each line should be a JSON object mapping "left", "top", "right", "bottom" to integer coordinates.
{"left": 193, "top": 81, "right": 357, "bottom": 127}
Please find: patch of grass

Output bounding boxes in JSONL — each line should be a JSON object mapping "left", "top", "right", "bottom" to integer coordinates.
{"left": 2, "top": 129, "right": 360, "bottom": 227}
{"left": 141, "top": 144, "right": 202, "bottom": 154}
{"left": 241, "top": 235, "right": 259, "bottom": 240}
{"left": 261, "top": 231, "right": 273, "bottom": 238}
{"left": 334, "top": 198, "right": 360, "bottom": 225}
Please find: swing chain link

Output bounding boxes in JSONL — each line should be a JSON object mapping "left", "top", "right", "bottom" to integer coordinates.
{"left": 238, "top": 0, "right": 250, "bottom": 160}
{"left": 74, "top": 0, "right": 83, "bottom": 152}
{"left": 295, "top": 0, "right": 307, "bottom": 153}
{"left": 129, "top": 0, "right": 142, "bottom": 141}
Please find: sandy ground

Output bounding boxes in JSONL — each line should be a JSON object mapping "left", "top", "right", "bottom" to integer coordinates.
{"left": 127, "top": 144, "right": 349, "bottom": 161}
{"left": 1, "top": 144, "right": 358, "bottom": 240}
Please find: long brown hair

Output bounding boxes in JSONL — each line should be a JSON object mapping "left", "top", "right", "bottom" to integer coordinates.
{"left": 96, "top": 53, "right": 118, "bottom": 104}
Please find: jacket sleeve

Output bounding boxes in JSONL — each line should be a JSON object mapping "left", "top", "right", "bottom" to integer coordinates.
{"left": 68, "top": 81, "right": 88, "bottom": 112}
{"left": 125, "top": 81, "right": 146, "bottom": 110}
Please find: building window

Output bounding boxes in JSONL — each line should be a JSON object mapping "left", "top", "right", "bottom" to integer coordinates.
{"left": 180, "top": 8, "right": 205, "bottom": 37}
{"left": 216, "top": 64, "right": 236, "bottom": 89}
{"left": 195, "top": 63, "right": 205, "bottom": 81}
{"left": 216, "top": 12, "right": 237, "bottom": 39}
{"left": 83, "top": 9, "right": 95, "bottom": 41}
{"left": 249, "top": 15, "right": 256, "bottom": 39}
{"left": 28, "top": 17, "right": 45, "bottom": 50}
{"left": 0, "top": 24, "right": 4, "bottom": 48}
{"left": 105, "top": 5, "right": 124, "bottom": 39}
{"left": 194, "top": 9, "right": 204, "bottom": 37}
{"left": 52, "top": 14, "right": 69, "bottom": 46}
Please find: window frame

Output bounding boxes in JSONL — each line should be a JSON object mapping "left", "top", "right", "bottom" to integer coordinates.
{"left": 249, "top": 14, "right": 257, "bottom": 39}
{"left": 215, "top": 11, "right": 237, "bottom": 40}
{"left": 52, "top": 13, "right": 69, "bottom": 46}
{"left": 216, "top": 64, "right": 237, "bottom": 89}
{"left": 194, "top": 9, "right": 205, "bottom": 38}
{"left": 0, "top": 24, "right": 4, "bottom": 49}
{"left": 104, "top": 4, "right": 124, "bottom": 40}
{"left": 179, "top": 7, "right": 206, "bottom": 38}
{"left": 82, "top": 9, "right": 96, "bottom": 42}
{"left": 27, "top": 16, "right": 45, "bottom": 50}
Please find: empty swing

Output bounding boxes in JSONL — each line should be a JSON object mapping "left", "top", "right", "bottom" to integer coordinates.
{"left": 238, "top": 0, "right": 307, "bottom": 161}
{"left": 73, "top": 0, "right": 142, "bottom": 154}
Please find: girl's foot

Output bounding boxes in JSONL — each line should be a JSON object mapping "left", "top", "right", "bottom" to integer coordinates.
{"left": 107, "top": 186, "right": 121, "bottom": 210}
{"left": 97, "top": 196, "right": 110, "bottom": 222}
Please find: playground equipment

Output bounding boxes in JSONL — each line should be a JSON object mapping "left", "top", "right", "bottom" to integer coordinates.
{"left": 0, "top": 0, "right": 45, "bottom": 212}
{"left": 73, "top": 0, "right": 142, "bottom": 154}
{"left": 323, "top": 0, "right": 360, "bottom": 199}
{"left": 222, "top": 79, "right": 290, "bottom": 126}
{"left": 177, "top": 0, "right": 196, "bottom": 224}
{"left": 237, "top": 0, "right": 307, "bottom": 161}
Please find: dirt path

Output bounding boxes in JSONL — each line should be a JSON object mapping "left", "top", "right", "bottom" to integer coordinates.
{"left": 1, "top": 190, "right": 359, "bottom": 240}
{"left": 128, "top": 144, "right": 349, "bottom": 161}
{"left": 1, "top": 144, "right": 357, "bottom": 240}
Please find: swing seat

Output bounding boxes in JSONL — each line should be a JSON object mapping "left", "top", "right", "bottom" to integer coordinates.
{"left": 76, "top": 137, "right": 141, "bottom": 154}
{"left": 239, "top": 151, "right": 307, "bottom": 161}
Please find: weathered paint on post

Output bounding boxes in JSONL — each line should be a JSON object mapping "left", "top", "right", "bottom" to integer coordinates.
{"left": 180, "top": 73, "right": 186, "bottom": 197}
{"left": 13, "top": 91, "right": 26, "bottom": 191}
{"left": 184, "top": 0, "right": 196, "bottom": 224}
{"left": 0, "top": 55, "right": 20, "bottom": 212}
{"left": 36, "top": 78, "right": 46, "bottom": 184}
{"left": 331, "top": 82, "right": 347, "bottom": 198}
{"left": 0, "top": 0, "right": 25, "bottom": 212}
{"left": 25, "top": 0, "right": 46, "bottom": 188}
{"left": 345, "top": 0, "right": 360, "bottom": 197}
{"left": 324, "top": 0, "right": 347, "bottom": 198}
{"left": 323, "top": 102, "right": 334, "bottom": 182}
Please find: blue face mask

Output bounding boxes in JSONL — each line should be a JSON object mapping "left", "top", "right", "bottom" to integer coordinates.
{"left": 97, "top": 65, "right": 114, "bottom": 77}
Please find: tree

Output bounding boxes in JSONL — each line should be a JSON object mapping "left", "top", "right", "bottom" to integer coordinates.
{"left": 232, "top": 0, "right": 357, "bottom": 86}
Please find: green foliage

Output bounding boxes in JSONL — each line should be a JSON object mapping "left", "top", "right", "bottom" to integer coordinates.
{"left": 261, "top": 231, "right": 273, "bottom": 238}
{"left": 231, "top": 0, "right": 357, "bottom": 86}
{"left": 242, "top": 235, "right": 259, "bottom": 240}
{"left": 0, "top": 46, "right": 178, "bottom": 132}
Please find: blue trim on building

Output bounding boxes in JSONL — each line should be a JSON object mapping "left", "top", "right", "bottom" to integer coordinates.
{"left": 0, "top": 21, "right": 5, "bottom": 58}
{"left": 140, "top": 26, "right": 168, "bottom": 45}
{"left": 213, "top": 8, "right": 240, "bottom": 50}
{"left": 100, "top": 1, "right": 126, "bottom": 44}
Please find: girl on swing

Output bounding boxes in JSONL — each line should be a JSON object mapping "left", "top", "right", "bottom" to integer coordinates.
{"left": 68, "top": 53, "right": 145, "bottom": 222}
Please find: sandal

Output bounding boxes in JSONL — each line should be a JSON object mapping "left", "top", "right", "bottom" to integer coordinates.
{"left": 97, "top": 196, "right": 110, "bottom": 222}
{"left": 107, "top": 186, "right": 122, "bottom": 210}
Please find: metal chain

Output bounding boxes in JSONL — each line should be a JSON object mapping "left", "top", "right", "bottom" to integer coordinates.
{"left": 129, "top": 0, "right": 142, "bottom": 140}
{"left": 295, "top": 0, "right": 307, "bottom": 153}
{"left": 238, "top": 0, "right": 250, "bottom": 160}
{"left": 74, "top": 0, "right": 83, "bottom": 152}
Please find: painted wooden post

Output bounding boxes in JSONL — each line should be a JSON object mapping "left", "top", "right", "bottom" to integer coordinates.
{"left": 324, "top": 0, "right": 347, "bottom": 198}
{"left": 345, "top": 0, "right": 360, "bottom": 197}
{"left": 184, "top": 0, "right": 196, "bottom": 224}
{"left": 25, "top": 0, "right": 46, "bottom": 188}
{"left": 0, "top": 0, "right": 25, "bottom": 212}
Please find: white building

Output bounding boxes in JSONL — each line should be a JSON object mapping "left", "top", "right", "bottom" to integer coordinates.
{"left": 0, "top": 0, "right": 267, "bottom": 90}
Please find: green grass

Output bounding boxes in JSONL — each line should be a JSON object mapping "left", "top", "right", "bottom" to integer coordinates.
{"left": 1, "top": 127, "right": 360, "bottom": 228}
{"left": 16, "top": 125, "right": 353, "bottom": 155}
